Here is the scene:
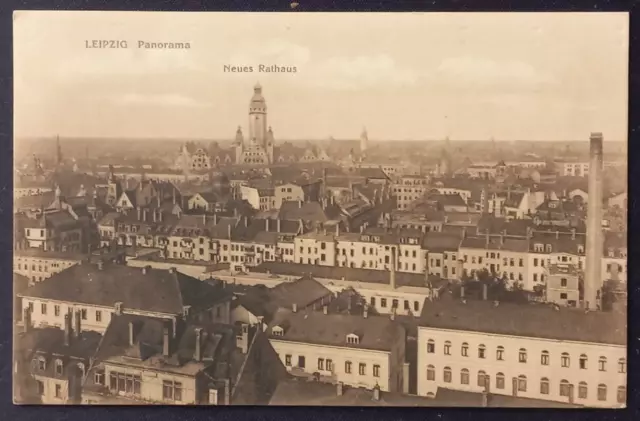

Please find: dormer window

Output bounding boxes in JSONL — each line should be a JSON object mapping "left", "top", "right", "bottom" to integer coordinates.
{"left": 534, "top": 243, "right": 543, "bottom": 252}
{"left": 608, "top": 248, "right": 615, "bottom": 258}
{"left": 51, "top": 359, "right": 63, "bottom": 376}
{"left": 272, "top": 326, "right": 284, "bottom": 337}
{"left": 578, "top": 245, "right": 585, "bottom": 254}
{"left": 37, "top": 356, "right": 46, "bottom": 371}
{"left": 346, "top": 333, "right": 360, "bottom": 345}
{"left": 545, "top": 244, "right": 552, "bottom": 253}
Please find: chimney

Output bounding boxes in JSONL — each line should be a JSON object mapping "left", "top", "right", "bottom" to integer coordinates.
{"left": 556, "top": 230, "right": 559, "bottom": 239}
{"left": 585, "top": 132, "right": 604, "bottom": 310}
{"left": 571, "top": 228, "right": 576, "bottom": 240}
{"left": 323, "top": 305, "right": 328, "bottom": 315}
{"left": 485, "top": 232, "right": 490, "bottom": 247}
{"left": 298, "top": 200, "right": 302, "bottom": 208}
{"left": 168, "top": 266, "right": 176, "bottom": 274}
{"left": 203, "top": 214, "right": 207, "bottom": 225}
{"left": 223, "top": 379, "right": 230, "bottom": 405}
{"left": 482, "top": 283, "right": 488, "bottom": 301}
{"left": 172, "top": 187, "right": 176, "bottom": 204}
{"left": 23, "top": 307, "right": 32, "bottom": 333}
{"left": 460, "top": 285, "right": 465, "bottom": 299}
{"left": 143, "top": 209, "right": 147, "bottom": 222}
{"left": 97, "top": 260, "right": 104, "bottom": 270}
{"left": 163, "top": 321, "right": 171, "bottom": 357}
{"left": 240, "top": 323, "right": 250, "bottom": 354}
{"left": 194, "top": 328, "right": 203, "bottom": 361}
{"left": 337, "top": 382, "right": 344, "bottom": 396}
{"left": 390, "top": 247, "right": 397, "bottom": 289}
{"left": 390, "top": 308, "right": 396, "bottom": 321}
{"left": 137, "top": 207, "right": 142, "bottom": 220}
{"left": 372, "top": 385, "right": 381, "bottom": 401}
{"left": 265, "top": 218, "right": 270, "bottom": 232}
{"left": 213, "top": 213, "right": 218, "bottom": 224}
{"left": 227, "top": 224, "right": 231, "bottom": 239}
{"left": 363, "top": 305, "right": 369, "bottom": 319}
{"left": 335, "top": 224, "right": 340, "bottom": 236}
{"left": 402, "top": 362, "right": 410, "bottom": 394}
{"left": 153, "top": 209, "right": 157, "bottom": 223}
{"left": 277, "top": 218, "right": 281, "bottom": 232}
{"left": 292, "top": 303, "right": 298, "bottom": 313}
{"left": 244, "top": 216, "right": 248, "bottom": 227}
{"left": 114, "top": 302, "right": 123, "bottom": 315}
{"left": 73, "top": 309, "right": 81, "bottom": 338}
{"left": 142, "top": 265, "right": 151, "bottom": 275}
{"left": 128, "top": 321, "right": 135, "bottom": 346}
{"left": 64, "top": 313, "right": 71, "bottom": 346}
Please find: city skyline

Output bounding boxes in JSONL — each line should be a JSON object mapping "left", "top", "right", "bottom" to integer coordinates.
{"left": 14, "top": 11, "right": 628, "bottom": 142}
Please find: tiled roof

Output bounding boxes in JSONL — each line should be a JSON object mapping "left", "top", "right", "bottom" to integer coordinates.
{"left": 419, "top": 295, "right": 626, "bottom": 345}
{"left": 422, "top": 232, "right": 462, "bottom": 252}
{"left": 267, "top": 307, "right": 404, "bottom": 351}
{"left": 20, "top": 263, "right": 231, "bottom": 316}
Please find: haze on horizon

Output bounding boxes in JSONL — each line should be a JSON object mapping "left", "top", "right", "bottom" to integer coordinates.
{"left": 13, "top": 11, "right": 629, "bottom": 142}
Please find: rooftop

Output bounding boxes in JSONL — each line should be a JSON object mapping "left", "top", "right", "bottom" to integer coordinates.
{"left": 419, "top": 295, "right": 626, "bottom": 346}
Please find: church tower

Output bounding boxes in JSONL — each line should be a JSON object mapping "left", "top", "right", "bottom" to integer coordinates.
{"left": 106, "top": 165, "right": 121, "bottom": 206}
{"left": 234, "top": 126, "right": 244, "bottom": 164}
{"left": 266, "top": 126, "right": 275, "bottom": 164}
{"left": 248, "top": 83, "right": 268, "bottom": 147}
{"left": 360, "top": 127, "right": 369, "bottom": 154}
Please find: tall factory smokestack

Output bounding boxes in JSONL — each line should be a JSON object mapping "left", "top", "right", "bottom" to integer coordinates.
{"left": 584, "top": 132, "right": 604, "bottom": 310}
{"left": 390, "top": 247, "right": 397, "bottom": 289}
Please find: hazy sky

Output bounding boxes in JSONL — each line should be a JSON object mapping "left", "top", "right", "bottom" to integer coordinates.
{"left": 13, "top": 11, "right": 628, "bottom": 141}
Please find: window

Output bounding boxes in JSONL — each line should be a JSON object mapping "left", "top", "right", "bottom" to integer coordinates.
{"left": 559, "top": 379, "right": 570, "bottom": 397}
{"left": 81, "top": 309, "right": 87, "bottom": 320}
{"left": 578, "top": 382, "right": 588, "bottom": 399}
{"left": 460, "top": 369, "right": 470, "bottom": 385}
{"left": 37, "top": 357, "right": 46, "bottom": 371}
{"left": 370, "top": 297, "right": 376, "bottom": 307}
{"left": 392, "top": 299, "right": 399, "bottom": 309}
{"left": 474, "top": 370, "right": 486, "bottom": 387}
{"left": 617, "top": 386, "right": 626, "bottom": 404}
{"left": 426, "top": 365, "right": 435, "bottom": 381}
{"left": 427, "top": 339, "right": 435, "bottom": 353}
{"left": 496, "top": 373, "right": 505, "bottom": 390}
{"left": 560, "top": 293, "right": 568, "bottom": 299}
{"left": 517, "top": 375, "right": 527, "bottom": 392}
{"left": 560, "top": 278, "right": 567, "bottom": 287}
{"left": 346, "top": 334, "right": 360, "bottom": 345}
{"left": 381, "top": 298, "right": 387, "bottom": 308}
{"left": 373, "top": 365, "right": 380, "bottom": 377}
{"left": 326, "top": 359, "right": 333, "bottom": 371}
{"left": 96, "top": 311, "right": 102, "bottom": 322}
{"left": 162, "top": 380, "right": 182, "bottom": 401}
{"left": 561, "top": 352, "right": 570, "bottom": 368}
{"left": 285, "top": 355, "right": 291, "bottom": 366}
{"left": 359, "top": 363, "right": 366, "bottom": 375}
{"left": 478, "top": 344, "right": 486, "bottom": 359}
{"left": 318, "top": 358, "right": 324, "bottom": 370}
{"left": 345, "top": 361, "right": 352, "bottom": 374}
{"left": 541, "top": 350, "right": 550, "bottom": 366}
{"left": 414, "top": 301, "right": 419, "bottom": 312}
{"left": 298, "top": 356, "right": 306, "bottom": 368}
{"left": 540, "top": 378, "right": 550, "bottom": 395}
{"left": 618, "top": 358, "right": 626, "bottom": 373}
{"left": 54, "top": 305, "right": 60, "bottom": 317}
{"left": 519, "top": 348, "right": 528, "bottom": 363}
{"left": 55, "top": 360, "right": 63, "bottom": 376}
{"left": 110, "top": 372, "right": 142, "bottom": 396}
{"left": 37, "top": 380, "right": 44, "bottom": 395}
{"left": 41, "top": 303, "right": 47, "bottom": 315}
{"left": 443, "top": 367, "right": 452, "bottom": 383}
{"left": 496, "top": 346, "right": 505, "bottom": 361}
{"left": 444, "top": 341, "right": 451, "bottom": 355}
{"left": 461, "top": 342, "right": 469, "bottom": 357}
{"left": 597, "top": 384, "right": 607, "bottom": 401}
{"left": 598, "top": 356, "right": 607, "bottom": 372}
{"left": 55, "top": 384, "right": 62, "bottom": 398}
{"left": 94, "top": 370, "right": 105, "bottom": 385}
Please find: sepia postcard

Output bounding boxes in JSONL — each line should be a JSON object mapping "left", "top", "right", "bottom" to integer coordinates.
{"left": 13, "top": 11, "right": 628, "bottom": 407}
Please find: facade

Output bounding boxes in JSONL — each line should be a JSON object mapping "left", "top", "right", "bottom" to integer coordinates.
{"left": 14, "top": 249, "right": 85, "bottom": 284}
{"left": 416, "top": 300, "right": 626, "bottom": 408}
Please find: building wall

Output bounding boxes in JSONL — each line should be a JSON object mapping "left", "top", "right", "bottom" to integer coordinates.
{"left": 269, "top": 340, "right": 394, "bottom": 392}
{"left": 274, "top": 184, "right": 305, "bottom": 209}
{"left": 294, "top": 237, "right": 336, "bottom": 267}
{"left": 14, "top": 256, "right": 81, "bottom": 284}
{"left": 34, "top": 375, "right": 69, "bottom": 405}
{"left": 22, "top": 299, "right": 114, "bottom": 333}
{"left": 417, "top": 327, "right": 626, "bottom": 408}
{"left": 240, "top": 186, "right": 261, "bottom": 210}
{"left": 546, "top": 273, "right": 580, "bottom": 306}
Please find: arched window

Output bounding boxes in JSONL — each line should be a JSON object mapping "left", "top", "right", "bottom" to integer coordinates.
{"left": 540, "top": 377, "right": 550, "bottom": 395}
{"left": 579, "top": 354, "right": 588, "bottom": 369}
{"left": 496, "top": 372, "right": 505, "bottom": 390}
{"left": 559, "top": 379, "right": 570, "bottom": 397}
{"left": 541, "top": 350, "right": 550, "bottom": 365}
{"left": 426, "top": 365, "right": 435, "bottom": 381}
{"left": 444, "top": 341, "right": 452, "bottom": 355}
{"left": 519, "top": 348, "right": 527, "bottom": 363}
{"left": 427, "top": 339, "right": 435, "bottom": 353}
{"left": 597, "top": 384, "right": 607, "bottom": 401}
{"left": 598, "top": 356, "right": 607, "bottom": 372}
{"left": 478, "top": 344, "right": 486, "bottom": 359}
{"left": 460, "top": 368, "right": 470, "bottom": 385}
{"left": 496, "top": 346, "right": 505, "bottom": 361}
{"left": 617, "top": 386, "right": 626, "bottom": 404}
{"left": 618, "top": 358, "right": 626, "bottom": 373}
{"left": 443, "top": 367, "right": 452, "bottom": 383}
{"left": 461, "top": 342, "right": 469, "bottom": 357}
{"left": 578, "top": 382, "right": 588, "bottom": 399}
{"left": 561, "top": 352, "right": 570, "bottom": 368}
{"left": 517, "top": 375, "right": 527, "bottom": 392}
{"left": 477, "top": 370, "right": 486, "bottom": 387}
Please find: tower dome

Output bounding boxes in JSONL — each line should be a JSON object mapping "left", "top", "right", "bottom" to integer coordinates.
{"left": 250, "top": 82, "right": 266, "bottom": 111}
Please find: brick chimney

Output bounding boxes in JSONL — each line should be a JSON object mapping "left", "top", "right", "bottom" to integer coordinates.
{"left": 292, "top": 303, "right": 298, "bottom": 313}
{"left": 372, "top": 384, "right": 381, "bottom": 401}
{"left": 64, "top": 313, "right": 71, "bottom": 346}
{"left": 323, "top": 305, "right": 328, "bottom": 315}
{"left": 584, "top": 132, "right": 604, "bottom": 310}
{"left": 277, "top": 218, "right": 281, "bottom": 232}
{"left": 163, "top": 321, "right": 171, "bottom": 358}
{"left": 265, "top": 218, "right": 270, "bottom": 232}
{"left": 194, "top": 327, "right": 203, "bottom": 361}
{"left": 223, "top": 379, "right": 230, "bottom": 405}
{"left": 128, "top": 321, "right": 136, "bottom": 346}
{"left": 482, "top": 283, "right": 488, "bottom": 301}
{"left": 73, "top": 310, "right": 81, "bottom": 338}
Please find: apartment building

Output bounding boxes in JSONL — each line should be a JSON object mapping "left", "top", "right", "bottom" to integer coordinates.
{"left": 554, "top": 160, "right": 590, "bottom": 177}
{"left": 392, "top": 176, "right": 430, "bottom": 210}
{"left": 19, "top": 262, "right": 233, "bottom": 334}
{"left": 14, "top": 249, "right": 85, "bottom": 284}
{"left": 417, "top": 298, "right": 626, "bottom": 408}
{"left": 267, "top": 307, "right": 406, "bottom": 392}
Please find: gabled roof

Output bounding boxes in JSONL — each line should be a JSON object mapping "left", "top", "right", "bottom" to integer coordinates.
{"left": 20, "top": 263, "right": 231, "bottom": 316}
